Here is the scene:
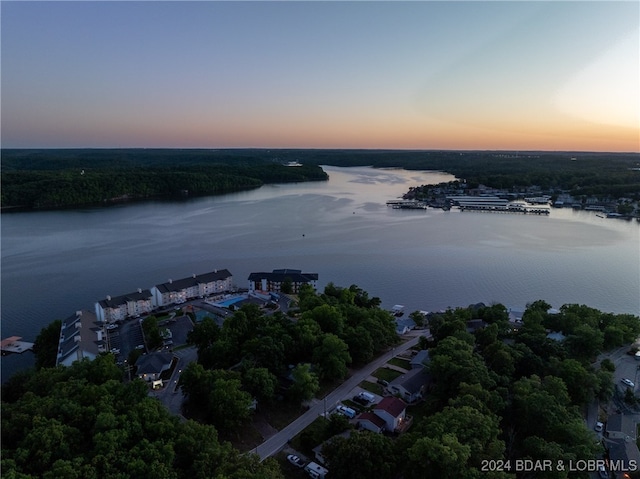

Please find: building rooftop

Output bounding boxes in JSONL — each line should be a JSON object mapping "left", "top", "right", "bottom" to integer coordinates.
{"left": 154, "top": 269, "right": 232, "bottom": 293}
{"left": 389, "top": 368, "right": 432, "bottom": 394}
{"left": 374, "top": 397, "right": 407, "bottom": 418}
{"left": 97, "top": 289, "right": 152, "bottom": 308}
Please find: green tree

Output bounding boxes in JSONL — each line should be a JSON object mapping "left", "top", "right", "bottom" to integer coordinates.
{"left": 32, "top": 320, "right": 62, "bottom": 369}
{"left": 142, "top": 315, "right": 163, "bottom": 350}
{"left": 313, "top": 333, "right": 352, "bottom": 380}
{"left": 289, "top": 363, "right": 319, "bottom": 403}
{"left": 322, "top": 431, "right": 398, "bottom": 479}
{"left": 242, "top": 367, "right": 278, "bottom": 402}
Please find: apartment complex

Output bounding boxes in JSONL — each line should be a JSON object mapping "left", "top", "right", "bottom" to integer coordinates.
{"left": 95, "top": 289, "right": 153, "bottom": 323}
{"left": 151, "top": 269, "right": 233, "bottom": 307}
{"left": 248, "top": 268, "right": 318, "bottom": 294}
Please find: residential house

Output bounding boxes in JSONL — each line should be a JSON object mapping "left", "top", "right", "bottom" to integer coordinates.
{"left": 410, "top": 349, "right": 430, "bottom": 369}
{"left": 151, "top": 269, "right": 233, "bottom": 307}
{"left": 395, "top": 316, "right": 415, "bottom": 335}
{"left": 95, "top": 289, "right": 153, "bottom": 323}
{"left": 372, "top": 397, "right": 407, "bottom": 432}
{"left": 605, "top": 414, "right": 640, "bottom": 478}
{"left": 135, "top": 351, "right": 174, "bottom": 382}
{"left": 388, "top": 368, "right": 431, "bottom": 403}
{"left": 57, "top": 310, "right": 106, "bottom": 367}
{"left": 248, "top": 269, "right": 318, "bottom": 294}
{"left": 605, "top": 414, "right": 638, "bottom": 441}
{"left": 357, "top": 412, "right": 387, "bottom": 434}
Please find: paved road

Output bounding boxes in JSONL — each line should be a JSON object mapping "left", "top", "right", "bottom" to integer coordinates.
{"left": 150, "top": 346, "right": 198, "bottom": 418}
{"left": 256, "top": 334, "right": 422, "bottom": 461}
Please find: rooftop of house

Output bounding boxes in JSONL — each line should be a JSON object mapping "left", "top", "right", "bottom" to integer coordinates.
{"left": 410, "top": 349, "right": 430, "bottom": 367}
{"left": 374, "top": 397, "right": 407, "bottom": 418}
{"left": 135, "top": 351, "right": 174, "bottom": 375}
{"left": 357, "top": 412, "right": 386, "bottom": 429}
{"left": 389, "top": 367, "right": 432, "bottom": 394}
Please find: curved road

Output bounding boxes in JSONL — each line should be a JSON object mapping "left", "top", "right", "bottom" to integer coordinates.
{"left": 256, "top": 333, "right": 422, "bottom": 461}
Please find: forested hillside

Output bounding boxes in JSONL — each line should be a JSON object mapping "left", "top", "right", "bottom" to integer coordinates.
{"left": 0, "top": 149, "right": 328, "bottom": 210}
{"left": 3, "top": 149, "right": 638, "bottom": 210}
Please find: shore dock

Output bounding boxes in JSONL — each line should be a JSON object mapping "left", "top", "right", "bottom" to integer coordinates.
{"left": 1, "top": 336, "right": 34, "bottom": 354}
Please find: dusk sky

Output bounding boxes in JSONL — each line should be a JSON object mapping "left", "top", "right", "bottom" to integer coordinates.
{"left": 2, "top": 1, "right": 638, "bottom": 152}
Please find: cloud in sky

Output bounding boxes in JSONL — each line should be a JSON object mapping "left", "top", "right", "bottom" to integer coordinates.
{"left": 1, "top": 1, "right": 638, "bottom": 151}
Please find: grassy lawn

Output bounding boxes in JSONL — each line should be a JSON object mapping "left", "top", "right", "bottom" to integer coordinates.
{"left": 317, "top": 377, "right": 345, "bottom": 399}
{"left": 359, "top": 380, "right": 384, "bottom": 395}
{"left": 260, "top": 401, "right": 309, "bottom": 431}
{"left": 406, "top": 396, "right": 440, "bottom": 426}
{"left": 373, "top": 367, "right": 404, "bottom": 383}
{"left": 387, "top": 357, "right": 411, "bottom": 369}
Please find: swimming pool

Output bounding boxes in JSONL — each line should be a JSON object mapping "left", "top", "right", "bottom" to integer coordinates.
{"left": 213, "top": 295, "right": 247, "bottom": 308}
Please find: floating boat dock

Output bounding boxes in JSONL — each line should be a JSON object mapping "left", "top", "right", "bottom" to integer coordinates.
{"left": 1, "top": 336, "right": 34, "bottom": 354}
{"left": 386, "top": 200, "right": 428, "bottom": 209}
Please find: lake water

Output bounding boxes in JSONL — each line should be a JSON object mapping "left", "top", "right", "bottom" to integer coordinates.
{"left": 2, "top": 166, "right": 639, "bottom": 380}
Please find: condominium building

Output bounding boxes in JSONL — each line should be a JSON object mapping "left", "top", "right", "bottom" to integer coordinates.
{"left": 95, "top": 289, "right": 153, "bottom": 323}
{"left": 151, "top": 269, "right": 233, "bottom": 307}
{"left": 248, "top": 268, "right": 318, "bottom": 294}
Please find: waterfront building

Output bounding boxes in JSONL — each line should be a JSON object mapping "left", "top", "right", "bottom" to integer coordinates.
{"left": 151, "top": 269, "right": 233, "bottom": 307}
{"left": 95, "top": 289, "right": 153, "bottom": 323}
{"left": 248, "top": 268, "right": 318, "bottom": 294}
{"left": 56, "top": 310, "right": 105, "bottom": 367}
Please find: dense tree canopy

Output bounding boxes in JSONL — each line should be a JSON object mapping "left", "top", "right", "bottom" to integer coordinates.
{"left": 1, "top": 355, "right": 282, "bottom": 479}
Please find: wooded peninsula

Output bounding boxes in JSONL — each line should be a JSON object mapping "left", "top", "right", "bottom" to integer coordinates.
{"left": 2, "top": 149, "right": 639, "bottom": 210}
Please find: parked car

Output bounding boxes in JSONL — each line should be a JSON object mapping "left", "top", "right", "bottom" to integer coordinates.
{"left": 335, "top": 405, "right": 356, "bottom": 419}
{"left": 358, "top": 391, "right": 375, "bottom": 403}
{"left": 287, "top": 454, "right": 305, "bottom": 468}
{"left": 352, "top": 395, "right": 368, "bottom": 406}
{"left": 377, "top": 379, "right": 389, "bottom": 387}
{"left": 621, "top": 378, "right": 635, "bottom": 388}
{"left": 594, "top": 421, "right": 604, "bottom": 432}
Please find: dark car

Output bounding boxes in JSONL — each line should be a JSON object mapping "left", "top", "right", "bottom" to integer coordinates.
{"left": 377, "top": 379, "right": 389, "bottom": 387}
{"left": 352, "top": 395, "right": 368, "bottom": 406}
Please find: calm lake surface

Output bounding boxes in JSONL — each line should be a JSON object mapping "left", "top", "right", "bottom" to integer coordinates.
{"left": 2, "top": 166, "right": 639, "bottom": 380}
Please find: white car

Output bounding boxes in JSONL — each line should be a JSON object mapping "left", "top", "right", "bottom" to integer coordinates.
{"left": 621, "top": 378, "right": 635, "bottom": 388}
{"left": 287, "top": 454, "right": 305, "bottom": 468}
{"left": 594, "top": 421, "right": 603, "bottom": 432}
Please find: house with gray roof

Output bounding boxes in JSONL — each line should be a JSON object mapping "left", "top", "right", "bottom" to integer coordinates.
{"left": 95, "top": 288, "right": 153, "bottom": 323}
{"left": 57, "top": 310, "right": 106, "bottom": 367}
{"left": 151, "top": 269, "right": 233, "bottom": 307}
{"left": 135, "top": 351, "right": 174, "bottom": 381}
{"left": 410, "top": 350, "right": 430, "bottom": 369}
{"left": 248, "top": 269, "right": 318, "bottom": 294}
{"left": 388, "top": 368, "right": 431, "bottom": 403}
